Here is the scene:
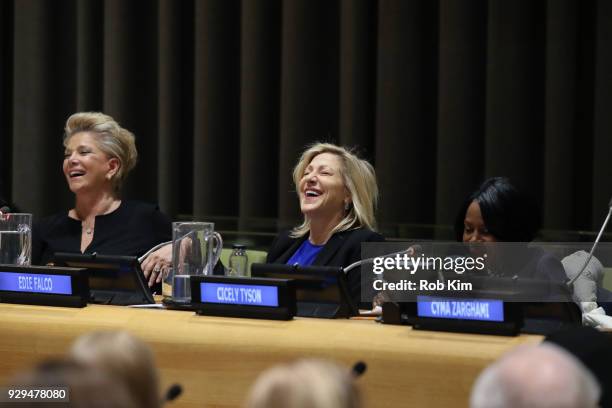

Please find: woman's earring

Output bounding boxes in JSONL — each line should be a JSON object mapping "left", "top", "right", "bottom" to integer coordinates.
{"left": 344, "top": 202, "right": 350, "bottom": 211}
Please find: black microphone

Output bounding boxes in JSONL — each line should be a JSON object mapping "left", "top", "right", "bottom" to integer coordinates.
{"left": 164, "top": 384, "right": 183, "bottom": 402}
{"left": 352, "top": 361, "right": 367, "bottom": 377}
{"left": 567, "top": 197, "right": 612, "bottom": 287}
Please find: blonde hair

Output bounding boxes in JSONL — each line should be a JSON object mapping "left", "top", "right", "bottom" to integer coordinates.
{"left": 245, "top": 359, "right": 361, "bottom": 408}
{"left": 291, "top": 143, "right": 378, "bottom": 238}
{"left": 7, "top": 359, "right": 137, "bottom": 408}
{"left": 64, "top": 112, "right": 138, "bottom": 192}
{"left": 69, "top": 331, "right": 161, "bottom": 408}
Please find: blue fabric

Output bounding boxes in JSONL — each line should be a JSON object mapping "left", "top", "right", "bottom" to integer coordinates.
{"left": 286, "top": 239, "right": 324, "bottom": 266}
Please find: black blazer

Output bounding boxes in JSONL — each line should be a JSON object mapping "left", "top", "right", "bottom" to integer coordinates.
{"left": 267, "top": 227, "right": 385, "bottom": 308}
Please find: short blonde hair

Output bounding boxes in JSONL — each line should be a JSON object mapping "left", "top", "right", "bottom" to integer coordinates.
{"left": 291, "top": 143, "right": 378, "bottom": 238}
{"left": 64, "top": 112, "right": 138, "bottom": 192}
{"left": 245, "top": 359, "right": 361, "bottom": 408}
{"left": 69, "top": 331, "right": 160, "bottom": 408}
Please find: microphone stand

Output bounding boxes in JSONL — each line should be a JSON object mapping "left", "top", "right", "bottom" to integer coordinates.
{"left": 567, "top": 203, "right": 612, "bottom": 287}
{"left": 342, "top": 247, "right": 418, "bottom": 274}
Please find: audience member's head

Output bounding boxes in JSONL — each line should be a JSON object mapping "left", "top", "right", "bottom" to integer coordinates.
{"left": 455, "top": 177, "right": 540, "bottom": 242}
{"left": 470, "top": 343, "right": 600, "bottom": 408}
{"left": 547, "top": 326, "right": 612, "bottom": 408}
{"left": 2, "top": 358, "right": 136, "bottom": 408}
{"left": 69, "top": 330, "right": 161, "bottom": 408}
{"left": 245, "top": 359, "right": 361, "bottom": 408}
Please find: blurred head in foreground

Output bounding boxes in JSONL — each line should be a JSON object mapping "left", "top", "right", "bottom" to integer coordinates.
{"left": 2, "top": 358, "right": 135, "bottom": 408}
{"left": 69, "top": 330, "right": 160, "bottom": 408}
{"left": 546, "top": 326, "right": 612, "bottom": 408}
{"left": 470, "top": 343, "right": 600, "bottom": 408}
{"left": 245, "top": 359, "right": 361, "bottom": 408}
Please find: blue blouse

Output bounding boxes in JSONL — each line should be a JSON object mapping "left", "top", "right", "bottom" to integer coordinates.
{"left": 286, "top": 239, "right": 324, "bottom": 266}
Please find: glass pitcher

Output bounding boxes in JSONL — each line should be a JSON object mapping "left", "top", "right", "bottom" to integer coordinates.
{"left": 162, "top": 222, "right": 223, "bottom": 304}
{"left": 0, "top": 213, "right": 32, "bottom": 266}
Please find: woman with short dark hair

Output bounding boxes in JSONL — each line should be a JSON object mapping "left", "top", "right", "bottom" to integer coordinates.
{"left": 454, "top": 177, "right": 540, "bottom": 243}
{"left": 454, "top": 177, "right": 564, "bottom": 281}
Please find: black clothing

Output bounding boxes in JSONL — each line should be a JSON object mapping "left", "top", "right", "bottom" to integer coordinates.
{"left": 498, "top": 246, "right": 567, "bottom": 282}
{"left": 32, "top": 200, "right": 172, "bottom": 266}
{"left": 546, "top": 327, "right": 612, "bottom": 408}
{"left": 267, "top": 227, "right": 385, "bottom": 308}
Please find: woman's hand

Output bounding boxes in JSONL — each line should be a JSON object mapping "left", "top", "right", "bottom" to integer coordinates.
{"left": 141, "top": 243, "right": 172, "bottom": 287}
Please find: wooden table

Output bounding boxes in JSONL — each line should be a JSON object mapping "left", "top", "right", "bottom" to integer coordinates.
{"left": 0, "top": 303, "right": 542, "bottom": 407}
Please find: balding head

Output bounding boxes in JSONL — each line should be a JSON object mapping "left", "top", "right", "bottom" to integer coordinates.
{"left": 470, "top": 343, "right": 600, "bottom": 408}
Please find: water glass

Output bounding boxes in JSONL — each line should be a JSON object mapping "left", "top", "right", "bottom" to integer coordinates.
{"left": 0, "top": 213, "right": 32, "bottom": 265}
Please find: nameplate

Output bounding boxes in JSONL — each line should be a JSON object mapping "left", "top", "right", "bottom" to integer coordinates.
{"left": 416, "top": 295, "right": 504, "bottom": 322}
{"left": 0, "top": 271, "right": 73, "bottom": 295}
{"left": 191, "top": 276, "right": 295, "bottom": 320}
{"left": 409, "top": 294, "right": 521, "bottom": 336}
{"left": 0, "top": 265, "right": 88, "bottom": 308}
{"left": 200, "top": 282, "right": 279, "bottom": 307}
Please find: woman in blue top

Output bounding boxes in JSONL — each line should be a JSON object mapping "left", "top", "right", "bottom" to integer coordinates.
{"left": 266, "top": 143, "right": 385, "bottom": 307}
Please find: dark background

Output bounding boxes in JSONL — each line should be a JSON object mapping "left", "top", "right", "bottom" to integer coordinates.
{"left": 1, "top": 0, "right": 611, "bottom": 236}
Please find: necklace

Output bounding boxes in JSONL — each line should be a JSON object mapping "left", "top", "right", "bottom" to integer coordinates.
{"left": 82, "top": 223, "right": 93, "bottom": 235}
{"left": 76, "top": 199, "right": 120, "bottom": 236}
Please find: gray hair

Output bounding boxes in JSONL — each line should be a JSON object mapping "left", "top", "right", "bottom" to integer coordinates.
{"left": 470, "top": 343, "right": 601, "bottom": 408}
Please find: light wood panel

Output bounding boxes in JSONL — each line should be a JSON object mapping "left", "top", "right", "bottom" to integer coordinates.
{"left": 0, "top": 304, "right": 542, "bottom": 407}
